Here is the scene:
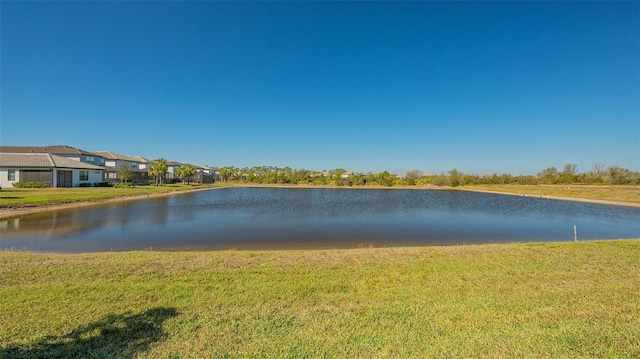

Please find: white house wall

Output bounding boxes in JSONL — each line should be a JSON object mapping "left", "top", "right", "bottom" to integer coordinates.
{"left": 71, "top": 169, "right": 103, "bottom": 187}
{"left": 0, "top": 168, "right": 99, "bottom": 188}
{"left": 0, "top": 168, "right": 19, "bottom": 188}
{"left": 88, "top": 169, "right": 103, "bottom": 184}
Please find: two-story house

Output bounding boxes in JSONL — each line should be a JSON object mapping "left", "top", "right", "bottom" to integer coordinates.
{"left": 93, "top": 151, "right": 150, "bottom": 184}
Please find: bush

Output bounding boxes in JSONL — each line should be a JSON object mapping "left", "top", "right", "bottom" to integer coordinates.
{"left": 93, "top": 182, "right": 113, "bottom": 187}
{"left": 114, "top": 182, "right": 134, "bottom": 188}
{"left": 78, "top": 183, "right": 92, "bottom": 187}
{"left": 12, "top": 181, "right": 49, "bottom": 188}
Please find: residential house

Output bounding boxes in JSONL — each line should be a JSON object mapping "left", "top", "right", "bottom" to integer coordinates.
{"left": 1, "top": 145, "right": 221, "bottom": 186}
{"left": 201, "top": 165, "right": 219, "bottom": 182}
{"left": 93, "top": 151, "right": 150, "bottom": 184}
{"left": 192, "top": 165, "right": 217, "bottom": 184}
{"left": 0, "top": 153, "right": 103, "bottom": 188}
{"left": 129, "top": 156, "right": 151, "bottom": 171}
{"left": 0, "top": 145, "right": 107, "bottom": 166}
{"left": 165, "top": 161, "right": 183, "bottom": 181}
{"left": 201, "top": 165, "right": 220, "bottom": 178}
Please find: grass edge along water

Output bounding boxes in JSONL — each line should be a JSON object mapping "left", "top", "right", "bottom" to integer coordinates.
{"left": 1, "top": 240, "right": 639, "bottom": 358}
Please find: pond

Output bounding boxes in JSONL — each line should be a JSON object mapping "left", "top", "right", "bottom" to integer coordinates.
{"left": 1, "top": 187, "right": 639, "bottom": 252}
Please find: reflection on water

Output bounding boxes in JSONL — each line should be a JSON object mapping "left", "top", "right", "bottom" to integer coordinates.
{"left": 1, "top": 188, "right": 639, "bottom": 252}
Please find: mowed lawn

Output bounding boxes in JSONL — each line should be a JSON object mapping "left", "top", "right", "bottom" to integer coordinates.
{"left": 1, "top": 240, "right": 639, "bottom": 358}
{"left": 462, "top": 184, "right": 640, "bottom": 205}
{"left": 0, "top": 184, "right": 219, "bottom": 209}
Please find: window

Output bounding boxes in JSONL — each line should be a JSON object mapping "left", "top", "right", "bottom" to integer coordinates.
{"left": 85, "top": 156, "right": 94, "bottom": 164}
{"left": 79, "top": 170, "right": 89, "bottom": 181}
{"left": 8, "top": 169, "right": 16, "bottom": 181}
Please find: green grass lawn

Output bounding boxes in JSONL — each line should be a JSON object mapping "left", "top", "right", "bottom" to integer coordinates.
{"left": 0, "top": 184, "right": 224, "bottom": 209}
{"left": 2, "top": 240, "right": 639, "bottom": 358}
{"left": 462, "top": 184, "right": 640, "bottom": 205}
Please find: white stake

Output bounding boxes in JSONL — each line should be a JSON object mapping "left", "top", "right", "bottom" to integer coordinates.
{"left": 574, "top": 225, "right": 578, "bottom": 242}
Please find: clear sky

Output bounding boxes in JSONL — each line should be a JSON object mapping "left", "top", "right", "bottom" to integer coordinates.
{"left": 1, "top": 1, "right": 638, "bottom": 175}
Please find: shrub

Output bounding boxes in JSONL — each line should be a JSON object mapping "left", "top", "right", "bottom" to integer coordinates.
{"left": 12, "top": 181, "right": 49, "bottom": 188}
{"left": 93, "top": 182, "right": 113, "bottom": 187}
{"left": 78, "top": 183, "right": 92, "bottom": 187}
{"left": 114, "top": 182, "right": 134, "bottom": 188}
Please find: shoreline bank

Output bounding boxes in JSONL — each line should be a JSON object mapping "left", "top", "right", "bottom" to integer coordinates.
{"left": 454, "top": 187, "right": 640, "bottom": 209}
{"left": 0, "top": 186, "right": 222, "bottom": 220}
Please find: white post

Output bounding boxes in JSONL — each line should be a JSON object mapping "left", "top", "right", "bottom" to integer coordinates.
{"left": 574, "top": 225, "right": 578, "bottom": 242}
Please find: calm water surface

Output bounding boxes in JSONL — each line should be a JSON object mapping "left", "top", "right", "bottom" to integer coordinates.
{"left": 1, "top": 187, "right": 638, "bottom": 252}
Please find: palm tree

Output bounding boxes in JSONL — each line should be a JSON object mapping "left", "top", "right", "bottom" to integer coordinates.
{"left": 218, "top": 167, "right": 235, "bottom": 182}
{"left": 176, "top": 164, "right": 197, "bottom": 184}
{"left": 149, "top": 158, "right": 168, "bottom": 186}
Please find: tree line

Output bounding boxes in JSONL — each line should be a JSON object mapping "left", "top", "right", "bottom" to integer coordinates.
{"left": 214, "top": 163, "right": 640, "bottom": 187}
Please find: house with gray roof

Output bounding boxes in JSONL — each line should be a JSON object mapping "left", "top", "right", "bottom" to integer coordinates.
{"left": 0, "top": 153, "right": 103, "bottom": 188}
{"left": 165, "top": 161, "right": 183, "bottom": 181}
{"left": 0, "top": 145, "right": 107, "bottom": 166}
{"left": 194, "top": 165, "right": 219, "bottom": 183}
{"left": 92, "top": 151, "right": 150, "bottom": 184}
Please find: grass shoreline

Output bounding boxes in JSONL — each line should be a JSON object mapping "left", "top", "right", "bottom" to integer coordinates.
{"left": 458, "top": 184, "right": 640, "bottom": 208}
{"left": 0, "top": 184, "right": 224, "bottom": 219}
{"left": 2, "top": 240, "right": 639, "bottom": 358}
{"left": 1, "top": 183, "right": 639, "bottom": 219}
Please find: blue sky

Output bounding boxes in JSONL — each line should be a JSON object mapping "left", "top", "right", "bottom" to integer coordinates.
{"left": 1, "top": 1, "right": 638, "bottom": 175}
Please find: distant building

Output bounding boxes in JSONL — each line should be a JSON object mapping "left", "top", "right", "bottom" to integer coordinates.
{"left": 0, "top": 145, "right": 107, "bottom": 166}
{"left": 0, "top": 153, "right": 103, "bottom": 188}
{"left": 165, "top": 161, "right": 183, "bottom": 181}
{"left": 93, "top": 151, "right": 150, "bottom": 184}
{"left": 0, "top": 144, "right": 221, "bottom": 186}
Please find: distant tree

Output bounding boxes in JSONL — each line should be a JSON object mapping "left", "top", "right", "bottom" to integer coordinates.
{"left": 246, "top": 171, "right": 258, "bottom": 183}
{"left": 434, "top": 172, "right": 450, "bottom": 186}
{"left": 176, "top": 164, "right": 197, "bottom": 185}
{"left": 117, "top": 165, "right": 133, "bottom": 185}
{"left": 463, "top": 173, "right": 481, "bottom": 185}
{"left": 560, "top": 164, "right": 578, "bottom": 184}
{"left": 313, "top": 173, "right": 328, "bottom": 186}
{"left": 329, "top": 168, "right": 347, "bottom": 184}
{"left": 375, "top": 171, "right": 394, "bottom": 186}
{"left": 607, "top": 166, "right": 639, "bottom": 185}
{"left": 149, "top": 158, "right": 168, "bottom": 186}
{"left": 448, "top": 168, "right": 463, "bottom": 187}
{"left": 538, "top": 167, "right": 558, "bottom": 184}
{"left": 590, "top": 163, "right": 607, "bottom": 183}
{"left": 218, "top": 167, "right": 235, "bottom": 182}
{"left": 563, "top": 163, "right": 578, "bottom": 175}
{"left": 405, "top": 170, "right": 423, "bottom": 185}
{"left": 291, "top": 169, "right": 312, "bottom": 184}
